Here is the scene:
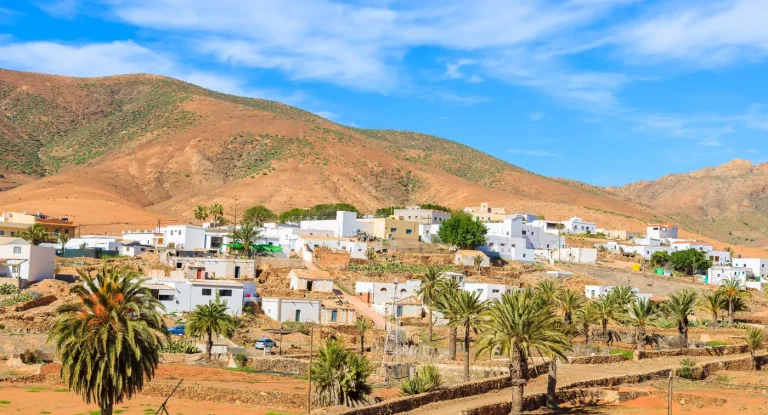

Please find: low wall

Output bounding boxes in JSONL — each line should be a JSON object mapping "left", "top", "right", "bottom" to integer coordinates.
{"left": 461, "top": 389, "right": 649, "bottom": 415}
{"left": 634, "top": 344, "right": 748, "bottom": 360}
{"left": 141, "top": 382, "right": 305, "bottom": 408}
{"left": 255, "top": 257, "right": 305, "bottom": 268}
{"left": 15, "top": 295, "right": 57, "bottom": 311}
{"left": 246, "top": 356, "right": 308, "bottom": 375}
{"left": 160, "top": 353, "right": 206, "bottom": 364}
{"left": 568, "top": 355, "right": 627, "bottom": 365}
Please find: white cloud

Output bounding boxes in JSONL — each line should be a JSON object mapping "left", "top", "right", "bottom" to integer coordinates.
{"left": 421, "top": 89, "right": 490, "bottom": 105}
{"left": 528, "top": 112, "right": 545, "bottom": 121}
{"left": 507, "top": 148, "right": 559, "bottom": 157}
{"left": 315, "top": 110, "right": 338, "bottom": 120}
{"left": 698, "top": 139, "right": 721, "bottom": 146}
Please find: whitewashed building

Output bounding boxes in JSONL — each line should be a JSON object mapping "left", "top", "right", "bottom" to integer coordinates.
{"left": 300, "top": 211, "right": 371, "bottom": 238}
{"left": 707, "top": 266, "right": 762, "bottom": 290}
{"left": 0, "top": 237, "right": 55, "bottom": 287}
{"left": 732, "top": 258, "right": 768, "bottom": 280}
{"left": 142, "top": 278, "right": 257, "bottom": 315}
{"left": 481, "top": 236, "right": 534, "bottom": 263}
{"left": 167, "top": 256, "right": 256, "bottom": 279}
{"left": 549, "top": 247, "right": 598, "bottom": 264}
{"left": 461, "top": 281, "right": 516, "bottom": 302}
{"left": 384, "top": 295, "right": 423, "bottom": 318}
{"left": 295, "top": 235, "right": 370, "bottom": 260}
{"left": 393, "top": 206, "right": 451, "bottom": 224}
{"left": 262, "top": 297, "right": 322, "bottom": 323}
{"left": 320, "top": 299, "right": 357, "bottom": 325}
{"left": 561, "top": 217, "right": 597, "bottom": 234}
{"left": 584, "top": 285, "right": 651, "bottom": 302}
{"left": 123, "top": 225, "right": 206, "bottom": 249}
{"left": 63, "top": 235, "right": 123, "bottom": 251}
{"left": 289, "top": 269, "right": 335, "bottom": 292}
{"left": 647, "top": 224, "right": 678, "bottom": 242}
{"left": 355, "top": 279, "right": 421, "bottom": 306}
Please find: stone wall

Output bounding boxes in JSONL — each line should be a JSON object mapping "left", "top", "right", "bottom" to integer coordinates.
{"left": 314, "top": 249, "right": 351, "bottom": 269}
{"left": 461, "top": 389, "right": 650, "bottom": 415}
{"left": 141, "top": 382, "right": 305, "bottom": 408}
{"left": 568, "top": 355, "right": 627, "bottom": 365}
{"left": 14, "top": 295, "right": 57, "bottom": 311}
{"left": 634, "top": 344, "right": 748, "bottom": 360}
{"left": 160, "top": 353, "right": 206, "bottom": 364}
{"left": 246, "top": 356, "right": 309, "bottom": 374}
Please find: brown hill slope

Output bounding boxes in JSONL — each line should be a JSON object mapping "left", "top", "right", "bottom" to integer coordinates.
{"left": 610, "top": 159, "right": 768, "bottom": 248}
{"left": 0, "top": 69, "right": 659, "bottom": 234}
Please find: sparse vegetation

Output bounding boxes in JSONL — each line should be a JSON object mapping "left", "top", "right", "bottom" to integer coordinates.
{"left": 400, "top": 364, "right": 443, "bottom": 395}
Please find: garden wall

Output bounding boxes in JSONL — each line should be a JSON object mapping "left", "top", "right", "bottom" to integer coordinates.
{"left": 141, "top": 382, "right": 305, "bottom": 408}
{"left": 634, "top": 344, "right": 748, "bottom": 360}
{"left": 568, "top": 355, "right": 627, "bottom": 365}
{"left": 160, "top": 353, "right": 206, "bottom": 364}
{"left": 246, "top": 356, "right": 309, "bottom": 374}
{"left": 461, "top": 389, "right": 649, "bottom": 415}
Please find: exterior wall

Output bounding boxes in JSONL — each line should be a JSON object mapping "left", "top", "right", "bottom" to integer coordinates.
{"left": 392, "top": 207, "right": 451, "bottom": 225}
{"left": 462, "top": 282, "right": 515, "bottom": 302}
{"left": 551, "top": 248, "right": 598, "bottom": 264}
{"left": 358, "top": 218, "right": 419, "bottom": 240}
{"left": 120, "top": 244, "right": 152, "bottom": 256}
{"left": 26, "top": 246, "right": 56, "bottom": 283}
{"left": 707, "top": 250, "right": 731, "bottom": 265}
{"left": 390, "top": 303, "right": 422, "bottom": 318}
{"left": 455, "top": 252, "right": 490, "bottom": 267}
{"left": 122, "top": 231, "right": 160, "bottom": 246}
{"left": 289, "top": 274, "right": 334, "bottom": 292}
{"left": 480, "top": 236, "right": 534, "bottom": 263}
{"left": 144, "top": 278, "right": 254, "bottom": 315}
{"left": 562, "top": 218, "right": 597, "bottom": 234}
{"left": 732, "top": 258, "right": 768, "bottom": 279}
{"left": 463, "top": 203, "right": 507, "bottom": 222}
{"left": 299, "top": 211, "right": 367, "bottom": 238}
{"left": 320, "top": 308, "right": 357, "bottom": 325}
{"left": 170, "top": 257, "right": 256, "bottom": 279}
{"left": 521, "top": 224, "right": 563, "bottom": 249}
{"left": 0, "top": 242, "right": 54, "bottom": 283}
{"left": 647, "top": 225, "right": 678, "bottom": 241}
{"left": 297, "top": 236, "right": 369, "bottom": 259}
{"left": 164, "top": 225, "right": 206, "bottom": 250}
{"left": 355, "top": 280, "right": 420, "bottom": 305}
{"left": 418, "top": 224, "right": 441, "bottom": 243}
{"left": 707, "top": 267, "right": 753, "bottom": 287}
{"left": 584, "top": 285, "right": 612, "bottom": 299}
{"left": 262, "top": 298, "right": 321, "bottom": 323}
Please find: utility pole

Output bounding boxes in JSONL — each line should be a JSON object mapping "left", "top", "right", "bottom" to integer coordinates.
{"left": 667, "top": 370, "right": 673, "bottom": 415}
{"left": 307, "top": 326, "right": 314, "bottom": 414}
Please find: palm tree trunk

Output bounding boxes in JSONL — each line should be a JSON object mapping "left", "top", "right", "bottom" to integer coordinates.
{"left": 712, "top": 311, "right": 718, "bottom": 323}
{"left": 564, "top": 311, "right": 572, "bottom": 325}
{"left": 583, "top": 322, "right": 590, "bottom": 345}
{"left": 679, "top": 322, "right": 688, "bottom": 347}
{"left": 428, "top": 309, "right": 433, "bottom": 342}
{"left": 464, "top": 322, "right": 471, "bottom": 381}
{"left": 360, "top": 334, "right": 365, "bottom": 355}
{"left": 449, "top": 327, "right": 457, "bottom": 360}
{"left": 636, "top": 326, "right": 645, "bottom": 351}
{"left": 602, "top": 318, "right": 608, "bottom": 337}
{"left": 100, "top": 401, "right": 113, "bottom": 415}
{"left": 206, "top": 330, "right": 213, "bottom": 360}
{"left": 546, "top": 358, "right": 557, "bottom": 408}
{"left": 729, "top": 299, "right": 734, "bottom": 325}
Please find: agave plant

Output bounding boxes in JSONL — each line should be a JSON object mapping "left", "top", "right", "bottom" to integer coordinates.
{"left": 400, "top": 364, "right": 443, "bottom": 395}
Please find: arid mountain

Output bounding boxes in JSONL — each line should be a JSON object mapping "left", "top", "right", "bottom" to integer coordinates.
{"left": 0, "top": 68, "right": 682, "bottom": 237}
{"left": 610, "top": 159, "right": 768, "bottom": 248}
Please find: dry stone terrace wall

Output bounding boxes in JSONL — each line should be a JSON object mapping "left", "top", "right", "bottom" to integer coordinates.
{"left": 634, "top": 344, "right": 748, "bottom": 360}
{"left": 246, "top": 356, "right": 309, "bottom": 374}
{"left": 141, "top": 382, "right": 305, "bottom": 408}
{"left": 568, "top": 355, "right": 627, "bottom": 365}
{"left": 461, "top": 389, "right": 650, "bottom": 415}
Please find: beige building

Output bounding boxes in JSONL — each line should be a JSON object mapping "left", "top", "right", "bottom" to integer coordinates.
{"left": 386, "top": 295, "right": 423, "bottom": 318}
{"left": 357, "top": 218, "right": 419, "bottom": 241}
{"left": 455, "top": 250, "right": 490, "bottom": 268}
{"left": 603, "top": 230, "right": 644, "bottom": 240}
{"left": 0, "top": 211, "right": 77, "bottom": 239}
{"left": 392, "top": 206, "right": 451, "bottom": 224}
{"left": 289, "top": 269, "right": 335, "bottom": 292}
{"left": 463, "top": 202, "right": 507, "bottom": 222}
{"left": 320, "top": 299, "right": 357, "bottom": 324}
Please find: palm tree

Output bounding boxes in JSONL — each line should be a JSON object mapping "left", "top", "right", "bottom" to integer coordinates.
{"left": 535, "top": 280, "right": 562, "bottom": 304}
{"left": 434, "top": 277, "right": 461, "bottom": 360}
{"left": 417, "top": 266, "right": 443, "bottom": 342}
{"left": 476, "top": 291, "right": 571, "bottom": 413}
{"left": 312, "top": 339, "right": 374, "bottom": 407}
{"left": 355, "top": 318, "right": 373, "bottom": 355}
{"left": 194, "top": 205, "right": 209, "bottom": 226}
{"left": 187, "top": 295, "right": 235, "bottom": 360}
{"left": 57, "top": 233, "right": 70, "bottom": 256}
{"left": 660, "top": 289, "right": 698, "bottom": 347}
{"left": 48, "top": 264, "right": 167, "bottom": 415}
{"left": 746, "top": 327, "right": 765, "bottom": 370}
{"left": 574, "top": 305, "right": 600, "bottom": 345}
{"left": 718, "top": 278, "right": 750, "bottom": 325}
{"left": 626, "top": 297, "right": 656, "bottom": 351}
{"left": 608, "top": 285, "right": 636, "bottom": 309}
{"left": 700, "top": 292, "right": 725, "bottom": 323}
{"left": 20, "top": 223, "right": 50, "bottom": 245}
{"left": 593, "top": 296, "right": 618, "bottom": 337}
{"left": 473, "top": 254, "right": 485, "bottom": 272}
{"left": 555, "top": 289, "right": 585, "bottom": 325}
{"left": 229, "top": 219, "right": 261, "bottom": 258}
{"left": 209, "top": 203, "right": 224, "bottom": 226}
{"left": 364, "top": 247, "right": 376, "bottom": 262}
{"left": 444, "top": 290, "right": 488, "bottom": 381}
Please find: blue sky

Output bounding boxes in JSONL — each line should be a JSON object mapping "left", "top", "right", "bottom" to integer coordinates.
{"left": 2, "top": 0, "right": 768, "bottom": 186}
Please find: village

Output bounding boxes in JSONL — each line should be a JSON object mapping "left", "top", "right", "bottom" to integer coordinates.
{"left": 2, "top": 202, "right": 768, "bottom": 415}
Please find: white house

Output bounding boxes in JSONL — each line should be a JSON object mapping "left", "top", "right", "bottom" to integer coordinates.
{"left": 480, "top": 235, "right": 534, "bottom": 263}
{"left": 732, "top": 258, "right": 768, "bottom": 280}
{"left": 647, "top": 224, "right": 678, "bottom": 242}
{"left": 463, "top": 202, "right": 508, "bottom": 222}
{"left": 385, "top": 295, "right": 423, "bottom": 318}
{"left": 168, "top": 256, "right": 256, "bottom": 279}
{"left": 63, "top": 235, "right": 123, "bottom": 251}
{"left": 706, "top": 250, "right": 731, "bottom": 265}
{"left": 561, "top": 217, "right": 597, "bottom": 234}
{"left": 289, "top": 269, "right": 335, "bottom": 292}
{"left": 392, "top": 206, "right": 451, "bottom": 224}
{"left": 549, "top": 247, "right": 598, "bottom": 264}
{"left": 320, "top": 299, "right": 357, "bottom": 325}
{"left": 419, "top": 223, "right": 441, "bottom": 243}
{"left": 142, "top": 278, "right": 256, "bottom": 315}
{"left": 707, "top": 266, "right": 762, "bottom": 290}
{"left": 584, "top": 285, "right": 651, "bottom": 301}
{"left": 296, "top": 235, "right": 370, "bottom": 260}
{"left": 355, "top": 279, "right": 421, "bottom": 305}
{"left": 603, "top": 243, "right": 675, "bottom": 260}
{"left": 461, "top": 281, "right": 516, "bottom": 302}
{"left": 262, "top": 297, "right": 322, "bottom": 323}
{"left": 120, "top": 242, "right": 153, "bottom": 257}
{"left": 671, "top": 241, "right": 713, "bottom": 251}
{"left": 0, "top": 237, "right": 55, "bottom": 287}
{"left": 123, "top": 225, "right": 206, "bottom": 249}
{"left": 300, "top": 211, "right": 371, "bottom": 238}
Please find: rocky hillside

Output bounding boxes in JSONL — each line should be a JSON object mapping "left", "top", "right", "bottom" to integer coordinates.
{"left": 0, "top": 68, "right": 655, "bottom": 233}
{"left": 610, "top": 159, "right": 768, "bottom": 248}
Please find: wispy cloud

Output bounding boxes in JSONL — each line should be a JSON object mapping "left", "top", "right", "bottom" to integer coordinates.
{"left": 507, "top": 148, "right": 560, "bottom": 157}
{"left": 421, "top": 89, "right": 490, "bottom": 105}
{"left": 528, "top": 112, "right": 545, "bottom": 121}
{"left": 315, "top": 110, "right": 338, "bottom": 120}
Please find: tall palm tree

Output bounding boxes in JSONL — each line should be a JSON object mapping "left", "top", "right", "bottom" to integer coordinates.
{"left": 57, "top": 233, "right": 70, "bottom": 256}
{"left": 718, "top": 278, "right": 750, "bottom": 325}
{"left": 574, "top": 305, "right": 600, "bottom": 345}
{"left": 625, "top": 297, "right": 656, "bottom": 351}
{"left": 608, "top": 285, "right": 636, "bottom": 309}
{"left": 555, "top": 289, "right": 585, "bottom": 325}
{"left": 355, "top": 318, "right": 373, "bottom": 355}
{"left": 535, "top": 280, "right": 562, "bottom": 304}
{"left": 593, "top": 296, "right": 618, "bottom": 337}
{"left": 20, "top": 223, "right": 50, "bottom": 245}
{"left": 660, "top": 289, "right": 698, "bottom": 347}
{"left": 312, "top": 339, "right": 374, "bottom": 407}
{"left": 187, "top": 295, "right": 235, "bottom": 359}
{"left": 194, "top": 205, "right": 209, "bottom": 226}
{"left": 48, "top": 264, "right": 167, "bottom": 415}
{"left": 417, "top": 266, "right": 443, "bottom": 342}
{"left": 444, "top": 290, "right": 488, "bottom": 381}
{"left": 230, "top": 219, "right": 261, "bottom": 258}
{"left": 434, "top": 277, "right": 461, "bottom": 360}
{"left": 700, "top": 292, "right": 725, "bottom": 323}
{"left": 209, "top": 203, "right": 224, "bottom": 226}
{"left": 476, "top": 291, "right": 571, "bottom": 413}
{"left": 746, "top": 327, "right": 765, "bottom": 370}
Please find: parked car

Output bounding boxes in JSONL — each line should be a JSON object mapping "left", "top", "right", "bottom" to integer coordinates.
{"left": 168, "top": 325, "right": 185, "bottom": 335}
{"left": 254, "top": 337, "right": 277, "bottom": 349}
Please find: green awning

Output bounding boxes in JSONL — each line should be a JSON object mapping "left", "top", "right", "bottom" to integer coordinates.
{"left": 224, "top": 243, "right": 282, "bottom": 252}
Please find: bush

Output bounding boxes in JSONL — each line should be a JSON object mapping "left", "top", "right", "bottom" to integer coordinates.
{"left": 20, "top": 349, "right": 43, "bottom": 364}
{"left": 242, "top": 301, "right": 258, "bottom": 316}
{"left": 609, "top": 348, "right": 633, "bottom": 360}
{"left": 283, "top": 321, "right": 313, "bottom": 335}
{"left": 680, "top": 358, "right": 696, "bottom": 379}
{"left": 2, "top": 290, "right": 42, "bottom": 306}
{"left": 400, "top": 364, "right": 443, "bottom": 396}
{"left": 706, "top": 341, "right": 727, "bottom": 347}
{"left": 161, "top": 340, "right": 199, "bottom": 354}
{"left": 0, "top": 284, "right": 18, "bottom": 295}
{"left": 234, "top": 352, "right": 249, "bottom": 369}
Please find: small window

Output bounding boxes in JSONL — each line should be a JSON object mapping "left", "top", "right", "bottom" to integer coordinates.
{"left": 400, "top": 288, "right": 406, "bottom": 293}
{"left": 202, "top": 288, "right": 212, "bottom": 296}
{"left": 477, "top": 289, "right": 484, "bottom": 294}
{"left": 11, "top": 265, "right": 20, "bottom": 274}
{"left": 0, "top": 231, "right": 4, "bottom": 236}
{"left": 219, "top": 289, "right": 233, "bottom": 297}
{"left": 13, "top": 246, "right": 21, "bottom": 254}
{"left": 159, "top": 294, "right": 174, "bottom": 301}
{"left": 380, "top": 287, "right": 387, "bottom": 292}
{"left": 492, "top": 289, "right": 500, "bottom": 294}
{"left": 406, "top": 229, "right": 412, "bottom": 235}
{"left": 176, "top": 262, "right": 183, "bottom": 269}
{"left": 390, "top": 228, "right": 397, "bottom": 233}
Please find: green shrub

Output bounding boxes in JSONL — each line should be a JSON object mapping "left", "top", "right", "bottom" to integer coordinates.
{"left": 400, "top": 364, "right": 443, "bottom": 395}
{"left": 706, "top": 341, "right": 727, "bottom": 347}
{"left": 680, "top": 358, "right": 696, "bottom": 379}
{"left": 0, "top": 284, "right": 18, "bottom": 295}
{"left": 283, "top": 321, "right": 313, "bottom": 335}
{"left": 20, "top": 349, "right": 44, "bottom": 364}
{"left": 234, "top": 352, "right": 249, "bottom": 369}
{"left": 161, "top": 340, "right": 199, "bottom": 354}
{"left": 609, "top": 349, "right": 633, "bottom": 360}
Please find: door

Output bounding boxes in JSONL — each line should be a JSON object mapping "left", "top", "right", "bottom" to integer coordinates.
{"left": 331, "top": 310, "right": 338, "bottom": 322}
{"left": 307, "top": 281, "right": 313, "bottom": 292}
{"left": 294, "top": 309, "right": 301, "bottom": 322}
{"left": 234, "top": 266, "right": 241, "bottom": 279}
{"left": 196, "top": 269, "right": 202, "bottom": 280}
{"left": 396, "top": 305, "right": 403, "bottom": 317}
